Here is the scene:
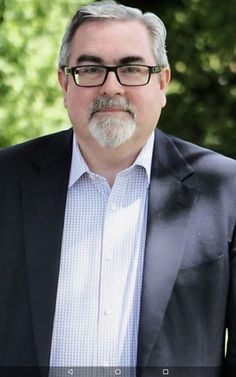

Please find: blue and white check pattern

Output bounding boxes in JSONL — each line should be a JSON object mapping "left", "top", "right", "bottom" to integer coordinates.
{"left": 49, "top": 132, "right": 154, "bottom": 370}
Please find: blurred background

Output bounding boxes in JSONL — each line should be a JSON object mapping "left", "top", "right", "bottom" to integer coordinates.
{"left": 0, "top": 0, "right": 235, "bottom": 157}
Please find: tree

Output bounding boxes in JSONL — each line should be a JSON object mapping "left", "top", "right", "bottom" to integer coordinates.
{"left": 0, "top": 0, "right": 92, "bottom": 146}
{"left": 122, "top": 0, "right": 236, "bottom": 158}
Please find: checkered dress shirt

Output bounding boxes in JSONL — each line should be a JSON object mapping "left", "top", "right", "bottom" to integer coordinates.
{"left": 49, "top": 132, "right": 154, "bottom": 373}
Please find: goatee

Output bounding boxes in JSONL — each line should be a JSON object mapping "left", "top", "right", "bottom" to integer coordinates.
{"left": 88, "top": 96, "right": 136, "bottom": 148}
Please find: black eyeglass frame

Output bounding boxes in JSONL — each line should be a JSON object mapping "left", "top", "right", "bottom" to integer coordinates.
{"left": 63, "top": 64, "right": 163, "bottom": 87}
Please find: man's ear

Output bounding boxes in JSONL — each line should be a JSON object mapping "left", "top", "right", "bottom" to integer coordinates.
{"left": 58, "top": 69, "right": 68, "bottom": 108}
{"left": 159, "top": 67, "right": 171, "bottom": 108}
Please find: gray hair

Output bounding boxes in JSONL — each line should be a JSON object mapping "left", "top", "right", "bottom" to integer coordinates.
{"left": 58, "top": 0, "right": 169, "bottom": 68}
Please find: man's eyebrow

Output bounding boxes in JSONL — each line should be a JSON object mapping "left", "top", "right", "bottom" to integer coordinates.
{"left": 76, "top": 55, "right": 103, "bottom": 65}
{"left": 118, "top": 56, "right": 145, "bottom": 65}
{"left": 75, "top": 55, "right": 146, "bottom": 66}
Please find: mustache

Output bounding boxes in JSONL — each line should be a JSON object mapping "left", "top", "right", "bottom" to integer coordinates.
{"left": 89, "top": 96, "right": 136, "bottom": 119}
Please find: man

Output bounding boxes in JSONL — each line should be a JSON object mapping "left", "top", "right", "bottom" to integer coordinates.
{"left": 0, "top": 1, "right": 235, "bottom": 376}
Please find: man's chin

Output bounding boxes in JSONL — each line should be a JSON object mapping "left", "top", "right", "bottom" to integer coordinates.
{"left": 88, "top": 116, "right": 136, "bottom": 149}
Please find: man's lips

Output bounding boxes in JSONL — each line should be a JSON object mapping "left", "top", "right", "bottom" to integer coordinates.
{"left": 95, "top": 108, "right": 126, "bottom": 113}
{"left": 92, "top": 108, "right": 133, "bottom": 117}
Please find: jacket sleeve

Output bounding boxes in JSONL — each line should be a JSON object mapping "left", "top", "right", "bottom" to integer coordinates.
{"left": 225, "top": 222, "right": 236, "bottom": 376}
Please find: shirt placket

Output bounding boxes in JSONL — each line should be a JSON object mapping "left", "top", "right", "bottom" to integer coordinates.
{"left": 97, "top": 174, "right": 128, "bottom": 368}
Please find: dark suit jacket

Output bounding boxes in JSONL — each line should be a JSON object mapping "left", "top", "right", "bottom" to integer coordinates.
{"left": 0, "top": 128, "right": 236, "bottom": 377}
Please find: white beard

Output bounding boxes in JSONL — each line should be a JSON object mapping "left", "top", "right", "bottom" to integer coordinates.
{"left": 88, "top": 116, "right": 136, "bottom": 148}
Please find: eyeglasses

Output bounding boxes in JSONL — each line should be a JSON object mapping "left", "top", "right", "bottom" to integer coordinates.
{"left": 63, "top": 64, "right": 163, "bottom": 87}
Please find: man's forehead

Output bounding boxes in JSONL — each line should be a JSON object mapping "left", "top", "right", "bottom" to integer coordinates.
{"left": 69, "top": 20, "right": 154, "bottom": 65}
{"left": 71, "top": 18, "right": 150, "bottom": 42}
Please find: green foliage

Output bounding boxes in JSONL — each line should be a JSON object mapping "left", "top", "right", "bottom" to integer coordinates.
{"left": 162, "top": 0, "right": 236, "bottom": 158}
{"left": 0, "top": 0, "right": 236, "bottom": 158}
{"left": 0, "top": 0, "right": 92, "bottom": 146}
{"left": 123, "top": 0, "right": 236, "bottom": 158}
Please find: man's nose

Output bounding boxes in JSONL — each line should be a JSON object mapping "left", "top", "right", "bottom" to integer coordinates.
{"left": 98, "top": 71, "right": 125, "bottom": 96}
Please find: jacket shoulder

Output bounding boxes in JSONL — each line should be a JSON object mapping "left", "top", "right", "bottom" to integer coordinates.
{"left": 0, "top": 129, "right": 72, "bottom": 168}
{"left": 157, "top": 130, "right": 236, "bottom": 174}
{"left": 172, "top": 134, "right": 236, "bottom": 173}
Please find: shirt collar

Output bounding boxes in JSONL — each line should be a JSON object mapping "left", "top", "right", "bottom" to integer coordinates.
{"left": 132, "top": 131, "right": 154, "bottom": 185}
{"left": 68, "top": 131, "right": 155, "bottom": 189}
{"left": 68, "top": 134, "right": 90, "bottom": 188}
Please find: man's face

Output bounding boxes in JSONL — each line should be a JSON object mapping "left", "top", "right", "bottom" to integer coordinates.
{"left": 58, "top": 19, "right": 170, "bottom": 150}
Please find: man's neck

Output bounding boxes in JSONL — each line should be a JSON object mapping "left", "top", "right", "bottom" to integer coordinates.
{"left": 76, "top": 137, "right": 145, "bottom": 187}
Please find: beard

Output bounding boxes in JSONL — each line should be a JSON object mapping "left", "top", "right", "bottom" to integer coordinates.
{"left": 88, "top": 116, "right": 136, "bottom": 148}
{"left": 88, "top": 96, "right": 136, "bottom": 148}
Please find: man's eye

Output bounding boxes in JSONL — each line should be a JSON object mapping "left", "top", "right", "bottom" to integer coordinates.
{"left": 78, "top": 66, "right": 103, "bottom": 74}
{"left": 121, "top": 66, "right": 142, "bottom": 74}
{"left": 124, "top": 66, "right": 138, "bottom": 73}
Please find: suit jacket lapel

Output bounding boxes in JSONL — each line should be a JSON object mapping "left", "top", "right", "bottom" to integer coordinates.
{"left": 137, "top": 130, "right": 198, "bottom": 366}
{"left": 21, "top": 129, "right": 73, "bottom": 369}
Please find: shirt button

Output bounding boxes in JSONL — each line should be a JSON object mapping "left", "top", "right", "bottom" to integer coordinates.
{"left": 103, "top": 310, "right": 110, "bottom": 316}
{"left": 106, "top": 256, "right": 112, "bottom": 262}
